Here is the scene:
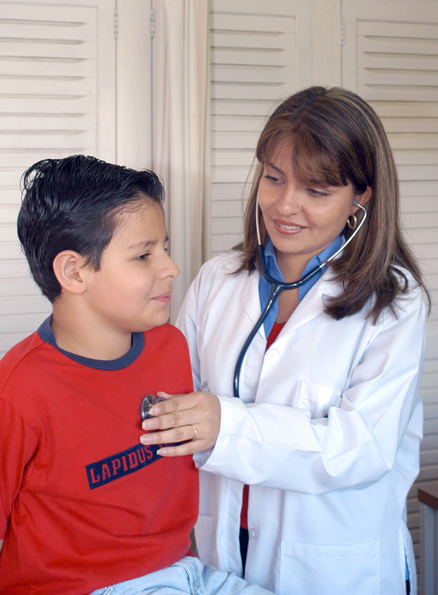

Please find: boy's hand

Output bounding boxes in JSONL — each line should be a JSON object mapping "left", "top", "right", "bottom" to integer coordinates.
{"left": 139, "top": 391, "right": 220, "bottom": 456}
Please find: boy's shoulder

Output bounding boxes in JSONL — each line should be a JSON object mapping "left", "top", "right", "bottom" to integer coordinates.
{"left": 0, "top": 322, "right": 188, "bottom": 392}
{"left": 143, "top": 323, "right": 190, "bottom": 356}
{"left": 0, "top": 330, "right": 45, "bottom": 390}
{"left": 146, "top": 322, "right": 186, "bottom": 340}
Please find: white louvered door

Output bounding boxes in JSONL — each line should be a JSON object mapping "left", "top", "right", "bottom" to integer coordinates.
{"left": 342, "top": 2, "right": 438, "bottom": 589}
{"left": 0, "top": 0, "right": 116, "bottom": 356}
{"left": 209, "top": 0, "right": 313, "bottom": 256}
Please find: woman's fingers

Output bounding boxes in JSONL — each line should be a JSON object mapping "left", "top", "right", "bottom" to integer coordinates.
{"left": 140, "top": 422, "right": 196, "bottom": 446}
{"left": 140, "top": 423, "right": 207, "bottom": 456}
{"left": 139, "top": 391, "right": 221, "bottom": 456}
{"left": 141, "top": 393, "right": 200, "bottom": 431}
{"left": 157, "top": 437, "right": 206, "bottom": 457}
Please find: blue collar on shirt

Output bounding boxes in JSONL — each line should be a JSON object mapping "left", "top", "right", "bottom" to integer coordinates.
{"left": 37, "top": 315, "right": 145, "bottom": 370}
{"left": 258, "top": 235, "right": 343, "bottom": 337}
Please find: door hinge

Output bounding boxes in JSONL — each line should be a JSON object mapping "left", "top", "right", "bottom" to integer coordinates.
{"left": 150, "top": 7, "right": 156, "bottom": 38}
{"left": 114, "top": 8, "right": 119, "bottom": 39}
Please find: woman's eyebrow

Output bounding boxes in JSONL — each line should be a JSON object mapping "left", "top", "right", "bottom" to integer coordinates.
{"left": 266, "top": 162, "right": 284, "bottom": 175}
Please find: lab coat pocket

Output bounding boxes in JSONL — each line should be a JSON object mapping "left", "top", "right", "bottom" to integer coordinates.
{"left": 298, "top": 381, "right": 342, "bottom": 419}
{"left": 279, "top": 539, "right": 380, "bottom": 595}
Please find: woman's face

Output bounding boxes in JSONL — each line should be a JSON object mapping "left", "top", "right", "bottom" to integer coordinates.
{"left": 257, "top": 148, "right": 371, "bottom": 279}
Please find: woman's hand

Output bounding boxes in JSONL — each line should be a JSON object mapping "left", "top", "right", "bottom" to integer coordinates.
{"left": 139, "top": 391, "right": 221, "bottom": 456}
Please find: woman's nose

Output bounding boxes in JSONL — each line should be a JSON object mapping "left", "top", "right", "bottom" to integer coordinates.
{"left": 276, "top": 183, "right": 301, "bottom": 214}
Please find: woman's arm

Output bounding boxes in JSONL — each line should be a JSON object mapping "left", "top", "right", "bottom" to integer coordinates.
{"left": 141, "top": 280, "right": 426, "bottom": 493}
{"left": 194, "top": 290, "right": 426, "bottom": 493}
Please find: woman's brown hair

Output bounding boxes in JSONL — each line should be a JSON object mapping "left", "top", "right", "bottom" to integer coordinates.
{"left": 235, "top": 86, "right": 428, "bottom": 321}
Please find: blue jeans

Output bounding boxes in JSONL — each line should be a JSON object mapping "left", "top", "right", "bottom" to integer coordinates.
{"left": 90, "top": 556, "right": 273, "bottom": 595}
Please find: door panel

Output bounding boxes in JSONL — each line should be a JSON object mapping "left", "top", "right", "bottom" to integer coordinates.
{"left": 209, "top": 0, "right": 312, "bottom": 255}
{"left": 342, "top": 1, "right": 438, "bottom": 587}
{"left": 0, "top": 0, "right": 116, "bottom": 356}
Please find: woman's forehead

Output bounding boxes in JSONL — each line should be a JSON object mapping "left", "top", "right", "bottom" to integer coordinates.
{"left": 263, "top": 140, "right": 344, "bottom": 187}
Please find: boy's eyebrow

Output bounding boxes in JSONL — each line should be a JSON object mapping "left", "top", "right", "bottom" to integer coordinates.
{"left": 128, "top": 240, "right": 156, "bottom": 251}
{"left": 128, "top": 236, "right": 169, "bottom": 250}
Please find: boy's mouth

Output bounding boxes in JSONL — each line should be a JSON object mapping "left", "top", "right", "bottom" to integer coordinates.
{"left": 152, "top": 291, "right": 172, "bottom": 304}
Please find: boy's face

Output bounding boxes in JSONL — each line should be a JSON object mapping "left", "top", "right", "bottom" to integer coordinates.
{"left": 82, "top": 201, "right": 179, "bottom": 336}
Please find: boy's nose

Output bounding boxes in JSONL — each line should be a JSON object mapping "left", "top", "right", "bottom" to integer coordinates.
{"left": 163, "top": 252, "right": 179, "bottom": 279}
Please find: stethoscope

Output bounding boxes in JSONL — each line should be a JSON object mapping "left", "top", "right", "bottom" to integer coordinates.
{"left": 233, "top": 198, "right": 368, "bottom": 399}
{"left": 140, "top": 394, "right": 165, "bottom": 421}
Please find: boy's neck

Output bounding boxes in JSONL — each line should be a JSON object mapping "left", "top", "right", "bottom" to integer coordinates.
{"left": 51, "top": 301, "right": 133, "bottom": 361}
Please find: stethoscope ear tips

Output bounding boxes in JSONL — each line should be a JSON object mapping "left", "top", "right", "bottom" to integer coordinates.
{"left": 140, "top": 394, "right": 165, "bottom": 421}
{"left": 352, "top": 200, "right": 367, "bottom": 216}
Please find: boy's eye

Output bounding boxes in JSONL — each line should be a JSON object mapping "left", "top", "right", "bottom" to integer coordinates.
{"left": 137, "top": 252, "right": 151, "bottom": 261}
{"left": 164, "top": 240, "right": 170, "bottom": 253}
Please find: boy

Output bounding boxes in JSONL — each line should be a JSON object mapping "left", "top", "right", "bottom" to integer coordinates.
{"left": 0, "top": 156, "right": 273, "bottom": 595}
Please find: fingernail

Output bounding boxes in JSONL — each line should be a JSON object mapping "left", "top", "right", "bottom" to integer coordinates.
{"left": 140, "top": 434, "right": 154, "bottom": 444}
{"left": 142, "top": 420, "right": 155, "bottom": 430}
{"left": 157, "top": 448, "right": 168, "bottom": 456}
{"left": 150, "top": 406, "right": 161, "bottom": 416}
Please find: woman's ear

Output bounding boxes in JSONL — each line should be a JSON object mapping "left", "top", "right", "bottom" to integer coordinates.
{"left": 353, "top": 186, "right": 373, "bottom": 213}
{"left": 52, "top": 251, "right": 88, "bottom": 295}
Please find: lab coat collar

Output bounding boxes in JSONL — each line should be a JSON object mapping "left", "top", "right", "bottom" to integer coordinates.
{"left": 278, "top": 267, "right": 341, "bottom": 336}
{"left": 239, "top": 266, "right": 264, "bottom": 330}
{"left": 260, "top": 236, "right": 343, "bottom": 336}
{"left": 223, "top": 251, "right": 265, "bottom": 331}
{"left": 238, "top": 258, "right": 343, "bottom": 339}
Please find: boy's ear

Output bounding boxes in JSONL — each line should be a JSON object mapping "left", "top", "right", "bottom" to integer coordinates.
{"left": 53, "top": 251, "right": 88, "bottom": 295}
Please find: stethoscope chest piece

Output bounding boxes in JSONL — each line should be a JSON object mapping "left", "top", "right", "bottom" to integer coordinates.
{"left": 140, "top": 394, "right": 165, "bottom": 421}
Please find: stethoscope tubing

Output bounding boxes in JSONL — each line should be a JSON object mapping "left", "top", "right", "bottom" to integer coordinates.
{"left": 233, "top": 200, "right": 367, "bottom": 399}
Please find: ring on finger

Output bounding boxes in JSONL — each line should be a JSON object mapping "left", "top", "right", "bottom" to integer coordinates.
{"left": 191, "top": 425, "right": 198, "bottom": 440}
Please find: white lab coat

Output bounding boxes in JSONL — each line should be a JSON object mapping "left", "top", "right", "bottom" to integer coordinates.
{"left": 176, "top": 250, "right": 427, "bottom": 595}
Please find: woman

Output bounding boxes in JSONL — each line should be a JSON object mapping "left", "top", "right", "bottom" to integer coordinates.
{"left": 140, "top": 87, "right": 428, "bottom": 595}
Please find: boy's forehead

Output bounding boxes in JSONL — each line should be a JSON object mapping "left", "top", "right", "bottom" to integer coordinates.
{"left": 116, "top": 201, "right": 164, "bottom": 227}
{"left": 112, "top": 202, "right": 166, "bottom": 244}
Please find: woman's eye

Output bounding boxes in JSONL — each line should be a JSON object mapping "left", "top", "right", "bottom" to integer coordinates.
{"left": 307, "top": 187, "right": 329, "bottom": 197}
{"left": 265, "top": 175, "right": 280, "bottom": 183}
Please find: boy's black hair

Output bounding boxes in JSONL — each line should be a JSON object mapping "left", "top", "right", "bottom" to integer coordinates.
{"left": 17, "top": 155, "right": 165, "bottom": 302}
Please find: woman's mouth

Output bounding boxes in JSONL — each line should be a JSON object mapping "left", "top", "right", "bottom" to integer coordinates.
{"left": 274, "top": 220, "right": 305, "bottom": 234}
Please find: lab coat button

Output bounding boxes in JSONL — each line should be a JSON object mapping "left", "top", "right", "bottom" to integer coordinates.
{"left": 249, "top": 529, "right": 257, "bottom": 538}
{"left": 268, "top": 349, "right": 280, "bottom": 360}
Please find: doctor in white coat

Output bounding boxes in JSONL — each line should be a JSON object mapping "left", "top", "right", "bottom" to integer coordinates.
{"left": 140, "top": 87, "right": 428, "bottom": 595}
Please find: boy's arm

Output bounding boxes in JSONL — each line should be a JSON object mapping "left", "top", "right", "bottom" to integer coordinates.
{"left": 0, "top": 398, "right": 38, "bottom": 546}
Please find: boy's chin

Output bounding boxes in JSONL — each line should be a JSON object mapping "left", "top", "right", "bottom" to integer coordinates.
{"left": 137, "top": 313, "right": 171, "bottom": 332}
